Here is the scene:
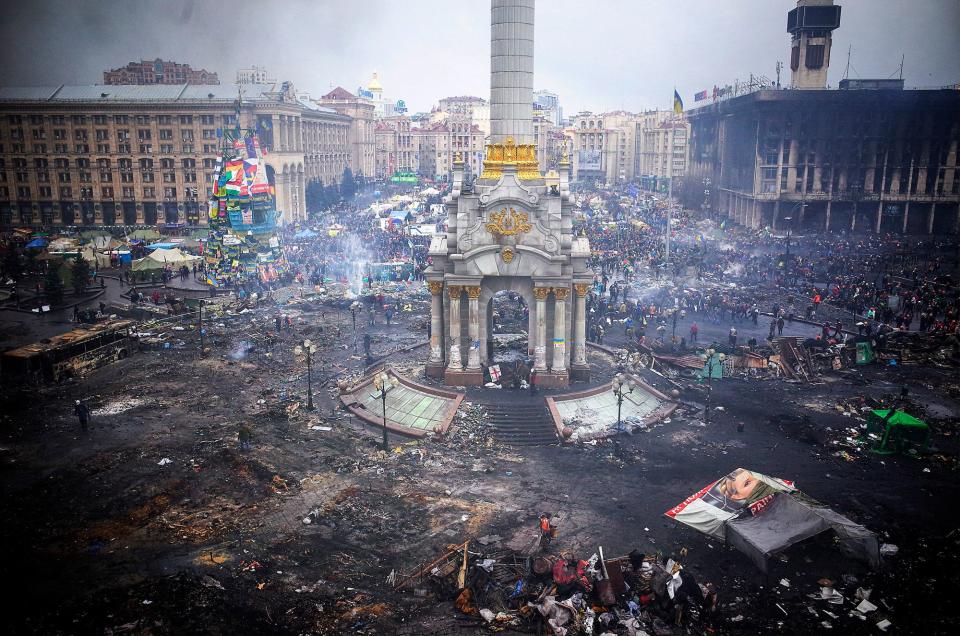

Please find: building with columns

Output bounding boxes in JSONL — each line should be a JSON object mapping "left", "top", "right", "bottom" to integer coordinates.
{"left": 425, "top": 0, "right": 592, "bottom": 388}
{"left": 0, "top": 81, "right": 351, "bottom": 228}
{"left": 414, "top": 121, "right": 484, "bottom": 183}
{"left": 318, "top": 86, "right": 376, "bottom": 180}
{"left": 681, "top": 0, "right": 960, "bottom": 234}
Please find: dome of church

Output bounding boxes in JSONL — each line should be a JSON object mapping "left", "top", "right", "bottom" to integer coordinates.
{"left": 367, "top": 72, "right": 382, "bottom": 92}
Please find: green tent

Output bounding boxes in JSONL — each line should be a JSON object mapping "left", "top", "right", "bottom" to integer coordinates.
{"left": 866, "top": 409, "right": 929, "bottom": 456}
{"left": 856, "top": 341, "right": 874, "bottom": 364}
{"left": 128, "top": 229, "right": 162, "bottom": 241}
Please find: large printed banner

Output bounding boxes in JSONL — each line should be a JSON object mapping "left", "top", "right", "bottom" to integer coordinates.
{"left": 664, "top": 468, "right": 796, "bottom": 538}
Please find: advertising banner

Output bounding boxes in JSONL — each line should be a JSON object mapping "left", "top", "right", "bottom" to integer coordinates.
{"left": 578, "top": 149, "right": 602, "bottom": 171}
{"left": 664, "top": 468, "right": 796, "bottom": 538}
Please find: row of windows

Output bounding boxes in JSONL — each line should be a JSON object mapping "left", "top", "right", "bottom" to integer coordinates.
{"left": 0, "top": 185, "right": 206, "bottom": 200}
{"left": 7, "top": 114, "right": 223, "bottom": 126}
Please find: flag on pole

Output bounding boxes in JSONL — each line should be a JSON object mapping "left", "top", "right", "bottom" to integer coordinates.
{"left": 673, "top": 89, "right": 684, "bottom": 115}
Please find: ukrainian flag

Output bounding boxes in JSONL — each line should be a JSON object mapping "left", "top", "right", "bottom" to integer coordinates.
{"left": 673, "top": 89, "right": 684, "bottom": 115}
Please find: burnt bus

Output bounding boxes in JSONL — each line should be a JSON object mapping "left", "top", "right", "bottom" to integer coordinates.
{"left": 1, "top": 319, "right": 137, "bottom": 384}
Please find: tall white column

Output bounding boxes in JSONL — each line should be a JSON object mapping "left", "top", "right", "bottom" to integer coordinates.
{"left": 573, "top": 283, "right": 588, "bottom": 366}
{"left": 490, "top": 0, "right": 535, "bottom": 145}
{"left": 428, "top": 281, "right": 444, "bottom": 363}
{"left": 447, "top": 286, "right": 463, "bottom": 370}
{"left": 466, "top": 286, "right": 482, "bottom": 369}
{"left": 533, "top": 286, "right": 549, "bottom": 370}
{"left": 552, "top": 287, "right": 568, "bottom": 371}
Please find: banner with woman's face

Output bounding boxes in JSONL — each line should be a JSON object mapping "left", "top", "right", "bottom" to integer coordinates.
{"left": 665, "top": 468, "right": 796, "bottom": 538}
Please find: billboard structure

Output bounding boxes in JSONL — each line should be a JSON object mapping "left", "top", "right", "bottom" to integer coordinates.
{"left": 578, "top": 149, "right": 602, "bottom": 171}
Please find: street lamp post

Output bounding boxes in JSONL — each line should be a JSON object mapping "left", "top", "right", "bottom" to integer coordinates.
{"left": 294, "top": 339, "right": 317, "bottom": 410}
{"left": 699, "top": 347, "right": 726, "bottom": 425}
{"left": 612, "top": 373, "right": 634, "bottom": 434}
{"left": 198, "top": 298, "right": 205, "bottom": 353}
{"left": 373, "top": 370, "right": 399, "bottom": 451}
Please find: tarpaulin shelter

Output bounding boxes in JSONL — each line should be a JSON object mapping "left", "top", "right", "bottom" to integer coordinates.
{"left": 146, "top": 242, "right": 179, "bottom": 250}
{"left": 128, "top": 229, "right": 162, "bottom": 241}
{"left": 665, "top": 468, "right": 880, "bottom": 572}
{"left": 294, "top": 229, "right": 318, "bottom": 239}
{"left": 132, "top": 247, "right": 200, "bottom": 272}
{"left": 25, "top": 238, "right": 48, "bottom": 249}
{"left": 866, "top": 409, "right": 930, "bottom": 455}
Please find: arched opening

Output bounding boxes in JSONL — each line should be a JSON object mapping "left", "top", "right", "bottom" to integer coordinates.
{"left": 487, "top": 290, "right": 530, "bottom": 382}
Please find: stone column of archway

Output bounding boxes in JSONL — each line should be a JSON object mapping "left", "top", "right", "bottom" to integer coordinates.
{"left": 427, "top": 281, "right": 444, "bottom": 369}
{"left": 533, "top": 285, "right": 550, "bottom": 371}
{"left": 466, "top": 286, "right": 482, "bottom": 370}
{"left": 446, "top": 285, "right": 463, "bottom": 371}
{"left": 571, "top": 282, "right": 590, "bottom": 380}
{"left": 552, "top": 286, "right": 568, "bottom": 372}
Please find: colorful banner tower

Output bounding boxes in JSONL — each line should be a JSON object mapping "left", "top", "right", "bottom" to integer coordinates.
{"left": 204, "top": 125, "right": 286, "bottom": 287}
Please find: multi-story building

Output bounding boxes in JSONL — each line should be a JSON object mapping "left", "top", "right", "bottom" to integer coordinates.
{"left": 318, "top": 87, "right": 375, "bottom": 180}
{"left": 532, "top": 113, "right": 564, "bottom": 171}
{"left": 414, "top": 121, "right": 484, "bottom": 182}
{"left": 681, "top": 0, "right": 960, "bottom": 235}
{"left": 375, "top": 116, "right": 418, "bottom": 180}
{"left": 533, "top": 89, "right": 561, "bottom": 126}
{"left": 434, "top": 96, "right": 490, "bottom": 138}
{"left": 103, "top": 59, "right": 218, "bottom": 85}
{"left": 237, "top": 66, "right": 276, "bottom": 85}
{"left": 635, "top": 111, "right": 690, "bottom": 183}
{"left": 0, "top": 82, "right": 351, "bottom": 228}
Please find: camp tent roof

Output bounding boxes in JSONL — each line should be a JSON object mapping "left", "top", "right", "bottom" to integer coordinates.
{"left": 870, "top": 409, "right": 927, "bottom": 428}
{"left": 132, "top": 247, "right": 200, "bottom": 271}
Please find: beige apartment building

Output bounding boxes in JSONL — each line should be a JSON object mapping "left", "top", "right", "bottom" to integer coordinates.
{"left": 374, "top": 116, "right": 418, "bottom": 180}
{"left": 415, "top": 121, "right": 484, "bottom": 182}
{"left": 0, "top": 82, "right": 351, "bottom": 227}
{"left": 568, "top": 110, "right": 689, "bottom": 185}
{"left": 318, "top": 87, "right": 376, "bottom": 180}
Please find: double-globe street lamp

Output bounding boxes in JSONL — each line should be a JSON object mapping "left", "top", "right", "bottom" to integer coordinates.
{"left": 612, "top": 372, "right": 635, "bottom": 434}
{"left": 700, "top": 347, "right": 726, "bottom": 425}
{"left": 294, "top": 339, "right": 317, "bottom": 411}
{"left": 372, "top": 371, "right": 399, "bottom": 451}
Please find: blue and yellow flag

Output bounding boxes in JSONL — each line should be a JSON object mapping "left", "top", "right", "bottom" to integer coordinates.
{"left": 673, "top": 89, "right": 684, "bottom": 115}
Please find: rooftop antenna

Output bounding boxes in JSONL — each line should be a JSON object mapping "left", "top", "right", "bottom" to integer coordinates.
{"left": 899, "top": 54, "right": 905, "bottom": 80}
{"left": 775, "top": 61, "right": 783, "bottom": 87}
{"left": 843, "top": 45, "right": 851, "bottom": 80}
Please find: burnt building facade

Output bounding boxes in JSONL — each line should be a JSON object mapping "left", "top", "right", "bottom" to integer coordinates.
{"left": 682, "top": 88, "right": 960, "bottom": 235}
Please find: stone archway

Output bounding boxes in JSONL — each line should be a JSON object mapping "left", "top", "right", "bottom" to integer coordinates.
{"left": 484, "top": 283, "right": 533, "bottom": 367}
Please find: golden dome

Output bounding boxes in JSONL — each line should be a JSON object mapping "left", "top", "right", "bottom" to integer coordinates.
{"left": 367, "top": 72, "right": 382, "bottom": 92}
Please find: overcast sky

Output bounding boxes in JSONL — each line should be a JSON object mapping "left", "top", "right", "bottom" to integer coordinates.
{"left": 1, "top": 0, "right": 958, "bottom": 114}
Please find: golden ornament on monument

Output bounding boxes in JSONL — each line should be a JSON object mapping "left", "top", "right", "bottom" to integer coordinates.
{"left": 485, "top": 207, "right": 532, "bottom": 237}
{"left": 501, "top": 247, "right": 515, "bottom": 263}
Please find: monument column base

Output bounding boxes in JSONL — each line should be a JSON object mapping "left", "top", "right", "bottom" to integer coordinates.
{"left": 425, "top": 361, "right": 446, "bottom": 378}
{"left": 569, "top": 364, "right": 591, "bottom": 383}
{"left": 535, "top": 370, "right": 570, "bottom": 389}
{"left": 444, "top": 368, "right": 484, "bottom": 386}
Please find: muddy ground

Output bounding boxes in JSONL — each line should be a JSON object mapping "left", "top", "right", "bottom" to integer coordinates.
{"left": 1, "top": 299, "right": 958, "bottom": 635}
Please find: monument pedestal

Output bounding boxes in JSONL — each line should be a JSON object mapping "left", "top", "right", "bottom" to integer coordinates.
{"left": 444, "top": 368, "right": 484, "bottom": 386}
{"left": 569, "top": 365, "right": 591, "bottom": 383}
{"left": 535, "top": 370, "right": 569, "bottom": 389}
{"left": 425, "top": 362, "right": 446, "bottom": 378}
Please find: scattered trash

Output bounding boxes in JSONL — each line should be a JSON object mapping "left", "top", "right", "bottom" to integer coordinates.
{"left": 157, "top": 458, "right": 172, "bottom": 466}
{"left": 880, "top": 543, "right": 899, "bottom": 556}
{"left": 855, "top": 599, "right": 878, "bottom": 613}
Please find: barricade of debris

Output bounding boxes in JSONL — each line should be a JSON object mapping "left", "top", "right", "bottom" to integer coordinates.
{"left": 395, "top": 532, "right": 722, "bottom": 635}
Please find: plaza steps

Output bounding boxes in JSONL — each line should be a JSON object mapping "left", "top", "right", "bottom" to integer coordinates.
{"left": 483, "top": 400, "right": 559, "bottom": 446}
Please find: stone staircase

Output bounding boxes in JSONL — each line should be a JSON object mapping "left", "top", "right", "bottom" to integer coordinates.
{"left": 483, "top": 399, "right": 559, "bottom": 446}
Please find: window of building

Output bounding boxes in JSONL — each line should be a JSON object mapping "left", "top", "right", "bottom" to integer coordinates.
{"left": 139, "top": 144, "right": 152, "bottom": 154}
{"left": 122, "top": 186, "right": 135, "bottom": 198}
{"left": 135, "top": 115, "right": 150, "bottom": 125}
{"left": 101, "top": 186, "right": 114, "bottom": 198}
{"left": 76, "top": 144, "right": 89, "bottom": 154}
{"left": 114, "top": 115, "right": 128, "bottom": 125}
{"left": 97, "top": 144, "right": 110, "bottom": 154}
{"left": 182, "top": 144, "right": 194, "bottom": 153}
{"left": 93, "top": 115, "right": 107, "bottom": 125}
{"left": 33, "top": 144, "right": 47, "bottom": 154}
{"left": 72, "top": 115, "right": 86, "bottom": 125}
{"left": 39, "top": 185, "right": 52, "bottom": 197}
{"left": 200, "top": 115, "right": 215, "bottom": 125}
{"left": 158, "top": 115, "right": 172, "bottom": 125}
{"left": 181, "top": 129, "right": 193, "bottom": 141}
{"left": 51, "top": 115, "right": 65, "bottom": 125}
{"left": 163, "top": 187, "right": 176, "bottom": 198}
{"left": 59, "top": 186, "right": 72, "bottom": 198}
{"left": 159, "top": 129, "right": 173, "bottom": 140}
{"left": 17, "top": 186, "right": 31, "bottom": 198}
{"left": 180, "top": 115, "right": 193, "bottom": 124}
{"left": 74, "top": 129, "right": 88, "bottom": 141}
{"left": 137, "top": 129, "right": 151, "bottom": 140}
{"left": 143, "top": 187, "right": 155, "bottom": 198}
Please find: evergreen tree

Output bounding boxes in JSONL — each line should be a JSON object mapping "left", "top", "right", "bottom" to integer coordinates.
{"left": 70, "top": 255, "right": 90, "bottom": 296}
{"left": 2, "top": 248, "right": 22, "bottom": 282}
{"left": 44, "top": 265, "right": 65, "bottom": 306}
{"left": 305, "top": 179, "right": 325, "bottom": 213}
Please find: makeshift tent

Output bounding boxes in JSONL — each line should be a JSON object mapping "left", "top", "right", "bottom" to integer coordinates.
{"left": 128, "top": 229, "right": 162, "bottom": 241}
{"left": 866, "top": 409, "right": 930, "bottom": 456}
{"left": 665, "top": 468, "right": 879, "bottom": 572}
{"left": 132, "top": 247, "right": 201, "bottom": 271}
{"left": 79, "top": 230, "right": 111, "bottom": 239}
{"left": 80, "top": 248, "right": 111, "bottom": 269}
{"left": 294, "top": 229, "right": 318, "bottom": 239}
{"left": 146, "top": 242, "right": 179, "bottom": 250}
{"left": 25, "top": 238, "right": 48, "bottom": 249}
{"left": 389, "top": 210, "right": 413, "bottom": 224}
{"left": 48, "top": 238, "right": 79, "bottom": 252}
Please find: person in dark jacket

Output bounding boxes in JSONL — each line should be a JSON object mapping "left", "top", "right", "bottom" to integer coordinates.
{"left": 74, "top": 400, "right": 90, "bottom": 432}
